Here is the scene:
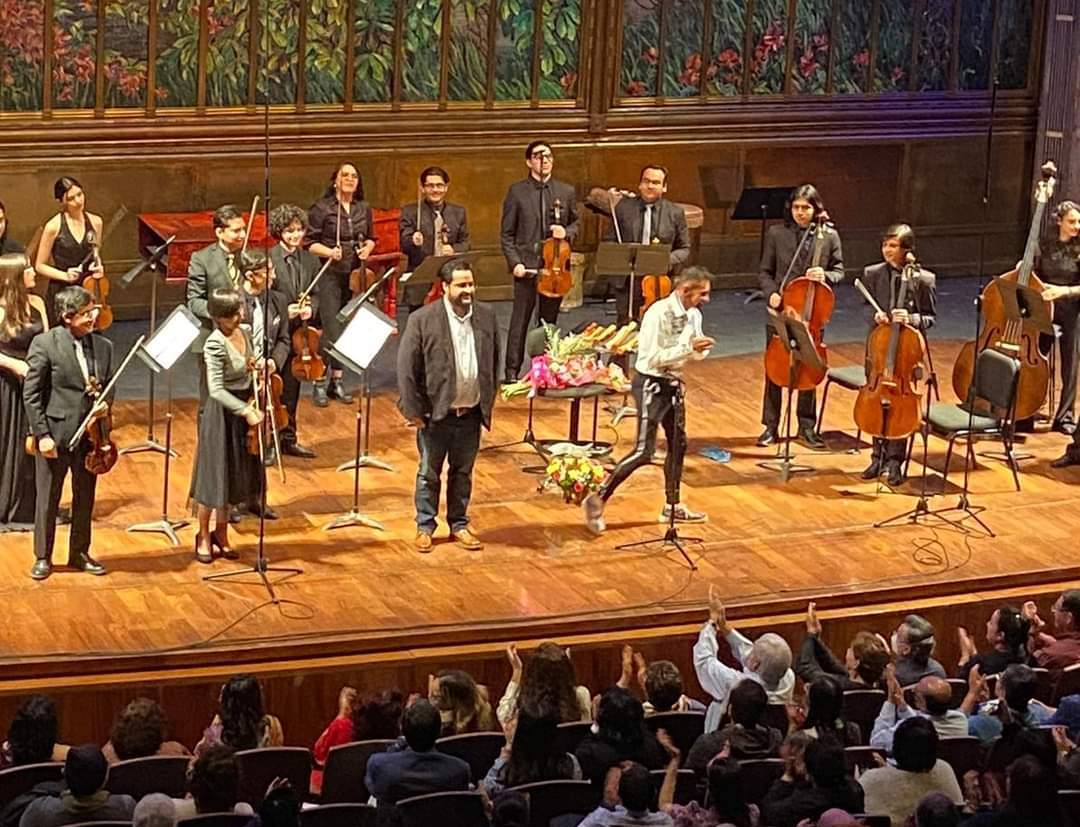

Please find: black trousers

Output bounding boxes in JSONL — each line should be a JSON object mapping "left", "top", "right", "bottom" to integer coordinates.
{"left": 505, "top": 276, "right": 561, "bottom": 379}
{"left": 1057, "top": 298, "right": 1080, "bottom": 427}
{"left": 34, "top": 441, "right": 96, "bottom": 563}
{"left": 318, "top": 269, "right": 352, "bottom": 372}
{"left": 612, "top": 276, "right": 644, "bottom": 328}
{"left": 278, "top": 356, "right": 302, "bottom": 446}
{"left": 414, "top": 407, "right": 482, "bottom": 533}
{"left": 600, "top": 373, "right": 686, "bottom": 506}
{"left": 761, "top": 324, "right": 817, "bottom": 432}
{"left": 871, "top": 437, "right": 907, "bottom": 464}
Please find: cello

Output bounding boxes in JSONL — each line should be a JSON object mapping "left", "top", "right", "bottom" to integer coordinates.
{"left": 951, "top": 162, "right": 1057, "bottom": 420}
{"left": 537, "top": 199, "right": 572, "bottom": 299}
{"left": 763, "top": 217, "right": 836, "bottom": 390}
{"left": 853, "top": 261, "right": 928, "bottom": 439}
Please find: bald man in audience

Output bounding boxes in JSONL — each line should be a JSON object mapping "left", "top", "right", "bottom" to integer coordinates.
{"left": 870, "top": 668, "right": 968, "bottom": 754}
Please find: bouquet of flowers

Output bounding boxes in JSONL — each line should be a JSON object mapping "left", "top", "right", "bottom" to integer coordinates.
{"left": 501, "top": 322, "right": 636, "bottom": 400}
{"left": 541, "top": 445, "right": 608, "bottom": 505}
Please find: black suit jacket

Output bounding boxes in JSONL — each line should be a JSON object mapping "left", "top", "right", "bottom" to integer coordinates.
{"left": 268, "top": 243, "right": 321, "bottom": 327}
{"left": 758, "top": 223, "right": 844, "bottom": 299}
{"left": 399, "top": 201, "right": 470, "bottom": 271}
{"left": 186, "top": 242, "right": 237, "bottom": 353}
{"left": 397, "top": 299, "right": 500, "bottom": 429}
{"left": 859, "top": 261, "right": 937, "bottom": 331}
{"left": 500, "top": 177, "right": 580, "bottom": 271}
{"left": 243, "top": 288, "right": 292, "bottom": 371}
{"left": 603, "top": 196, "right": 691, "bottom": 273}
{"left": 23, "top": 326, "right": 114, "bottom": 450}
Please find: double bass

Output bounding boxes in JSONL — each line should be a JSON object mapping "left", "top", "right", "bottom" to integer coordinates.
{"left": 951, "top": 162, "right": 1057, "bottom": 420}
{"left": 536, "top": 199, "right": 572, "bottom": 299}
{"left": 763, "top": 217, "right": 836, "bottom": 390}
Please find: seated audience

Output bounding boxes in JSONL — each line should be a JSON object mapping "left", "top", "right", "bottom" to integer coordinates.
{"left": 966, "top": 754, "right": 1060, "bottom": 826}
{"left": 481, "top": 702, "right": 581, "bottom": 795}
{"left": 490, "top": 790, "right": 530, "bottom": 827}
{"left": 429, "top": 669, "right": 496, "bottom": 735}
{"left": 133, "top": 794, "right": 176, "bottom": 827}
{"left": 102, "top": 697, "right": 190, "bottom": 764}
{"left": 892, "top": 615, "right": 947, "bottom": 687}
{"left": 816, "top": 810, "right": 860, "bottom": 827}
{"left": 666, "top": 746, "right": 761, "bottom": 826}
{"left": 311, "top": 687, "right": 402, "bottom": 794}
{"left": 174, "top": 744, "right": 254, "bottom": 820}
{"left": 1025, "top": 591, "right": 1080, "bottom": 683}
{"left": 576, "top": 688, "right": 667, "bottom": 789}
{"left": 911, "top": 792, "right": 960, "bottom": 827}
{"left": 364, "top": 699, "right": 470, "bottom": 806}
{"left": 1, "top": 695, "right": 68, "bottom": 769}
{"left": 616, "top": 647, "right": 705, "bottom": 715}
{"left": 579, "top": 761, "right": 674, "bottom": 826}
{"left": 799, "top": 675, "right": 861, "bottom": 746}
{"left": 19, "top": 744, "right": 135, "bottom": 827}
{"left": 194, "top": 674, "right": 284, "bottom": 756}
{"left": 761, "top": 737, "right": 863, "bottom": 827}
{"left": 694, "top": 589, "right": 794, "bottom": 731}
{"left": 964, "top": 663, "right": 1052, "bottom": 744}
{"left": 1049, "top": 693, "right": 1080, "bottom": 740}
{"left": 686, "top": 679, "right": 782, "bottom": 771}
{"left": 956, "top": 605, "right": 1030, "bottom": 682}
{"left": 796, "top": 602, "right": 890, "bottom": 691}
{"left": 497, "top": 642, "right": 591, "bottom": 726}
{"left": 857, "top": 717, "right": 963, "bottom": 826}
{"left": 258, "top": 783, "right": 301, "bottom": 827}
{"left": 870, "top": 666, "right": 968, "bottom": 753}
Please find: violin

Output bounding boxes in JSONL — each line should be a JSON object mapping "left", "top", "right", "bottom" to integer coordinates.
{"left": 290, "top": 296, "right": 326, "bottom": 383}
{"left": 537, "top": 199, "right": 573, "bottom": 299}
{"left": 853, "top": 263, "right": 927, "bottom": 439}
{"left": 424, "top": 220, "right": 451, "bottom": 305}
{"left": 83, "top": 376, "right": 118, "bottom": 475}
{"left": 951, "top": 162, "right": 1056, "bottom": 420}
{"left": 78, "top": 220, "right": 117, "bottom": 331}
{"left": 763, "top": 216, "right": 835, "bottom": 390}
{"left": 638, "top": 253, "right": 672, "bottom": 319}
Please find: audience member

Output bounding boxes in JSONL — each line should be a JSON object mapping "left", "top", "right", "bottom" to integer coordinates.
{"left": 497, "top": 642, "right": 591, "bottom": 726}
{"left": 490, "top": 790, "right": 530, "bottom": 827}
{"left": 579, "top": 762, "right": 674, "bottom": 826}
{"left": 174, "top": 744, "right": 253, "bottom": 820}
{"left": 1, "top": 695, "right": 68, "bottom": 769}
{"left": 694, "top": 588, "right": 794, "bottom": 731}
{"left": 311, "top": 687, "right": 402, "bottom": 794}
{"left": 858, "top": 717, "right": 963, "bottom": 826}
{"left": 19, "top": 744, "right": 135, "bottom": 827}
{"left": 686, "top": 679, "right": 782, "bottom": 772}
{"left": 429, "top": 669, "right": 496, "bottom": 735}
{"left": 576, "top": 688, "right": 667, "bottom": 789}
{"left": 817, "top": 810, "right": 860, "bottom": 827}
{"left": 956, "top": 605, "right": 1030, "bottom": 682}
{"left": 102, "top": 697, "right": 190, "bottom": 764}
{"left": 194, "top": 674, "right": 284, "bottom": 757}
{"left": 666, "top": 747, "right": 760, "bottom": 826}
{"left": 910, "top": 792, "right": 960, "bottom": 827}
{"left": 132, "top": 794, "right": 176, "bottom": 827}
{"left": 1025, "top": 591, "right": 1080, "bottom": 682}
{"left": 258, "top": 783, "right": 301, "bottom": 827}
{"left": 965, "top": 754, "right": 1060, "bottom": 826}
{"left": 796, "top": 602, "right": 890, "bottom": 690}
{"left": 364, "top": 699, "right": 470, "bottom": 806}
{"left": 613, "top": 647, "right": 705, "bottom": 714}
{"left": 761, "top": 737, "right": 863, "bottom": 827}
{"left": 964, "top": 664, "right": 1052, "bottom": 744}
{"left": 481, "top": 702, "right": 581, "bottom": 795}
{"left": 893, "top": 616, "right": 947, "bottom": 687}
{"left": 800, "top": 675, "right": 861, "bottom": 746}
{"left": 1048, "top": 693, "right": 1080, "bottom": 740}
{"left": 871, "top": 666, "right": 968, "bottom": 753}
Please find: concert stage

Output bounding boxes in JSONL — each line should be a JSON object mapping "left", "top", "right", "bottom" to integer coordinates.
{"left": 1, "top": 340, "right": 1078, "bottom": 747}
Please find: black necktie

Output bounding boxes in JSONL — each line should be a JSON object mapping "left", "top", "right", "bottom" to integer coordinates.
{"left": 285, "top": 253, "right": 298, "bottom": 292}
{"left": 82, "top": 338, "right": 97, "bottom": 384}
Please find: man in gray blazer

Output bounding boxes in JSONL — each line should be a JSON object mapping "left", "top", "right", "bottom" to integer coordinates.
{"left": 399, "top": 166, "right": 470, "bottom": 313}
{"left": 397, "top": 258, "right": 500, "bottom": 553}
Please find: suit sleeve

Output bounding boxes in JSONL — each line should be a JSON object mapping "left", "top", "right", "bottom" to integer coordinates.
{"left": 912, "top": 271, "right": 937, "bottom": 331}
{"left": 500, "top": 188, "right": 522, "bottom": 270}
{"left": 795, "top": 634, "right": 846, "bottom": 684}
{"left": 759, "top": 230, "right": 780, "bottom": 297}
{"left": 824, "top": 231, "right": 845, "bottom": 284}
{"left": 186, "top": 251, "right": 211, "bottom": 321}
{"left": 670, "top": 207, "right": 691, "bottom": 272}
{"left": 23, "top": 335, "right": 51, "bottom": 440}
{"left": 396, "top": 314, "right": 428, "bottom": 422}
{"left": 270, "top": 292, "right": 292, "bottom": 370}
{"left": 453, "top": 208, "right": 471, "bottom": 253}
{"left": 399, "top": 205, "right": 420, "bottom": 259}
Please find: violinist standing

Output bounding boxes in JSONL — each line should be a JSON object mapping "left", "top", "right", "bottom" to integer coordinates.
{"left": 34, "top": 177, "right": 105, "bottom": 327}
{"left": 603, "top": 165, "right": 691, "bottom": 327}
{"left": 399, "top": 166, "right": 470, "bottom": 314}
{"left": 1038, "top": 201, "right": 1080, "bottom": 442}
{"left": 267, "top": 204, "right": 319, "bottom": 459}
{"left": 305, "top": 161, "right": 375, "bottom": 407}
{"left": 23, "top": 286, "right": 112, "bottom": 580}
{"left": 857, "top": 224, "right": 936, "bottom": 487}
{"left": 757, "top": 184, "right": 844, "bottom": 450}
{"left": 500, "top": 140, "right": 580, "bottom": 383}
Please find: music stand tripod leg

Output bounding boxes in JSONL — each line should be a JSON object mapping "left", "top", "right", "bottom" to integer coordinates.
{"left": 126, "top": 374, "right": 188, "bottom": 543}
{"left": 121, "top": 270, "right": 176, "bottom": 457}
{"left": 336, "top": 371, "right": 394, "bottom": 472}
{"left": 326, "top": 384, "right": 384, "bottom": 531}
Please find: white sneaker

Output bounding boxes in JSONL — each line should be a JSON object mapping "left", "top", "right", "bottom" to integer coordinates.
{"left": 659, "top": 504, "right": 707, "bottom": 523}
{"left": 582, "top": 493, "right": 606, "bottom": 534}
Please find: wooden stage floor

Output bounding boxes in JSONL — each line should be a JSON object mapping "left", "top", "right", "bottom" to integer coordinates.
{"left": 1, "top": 340, "right": 1077, "bottom": 681}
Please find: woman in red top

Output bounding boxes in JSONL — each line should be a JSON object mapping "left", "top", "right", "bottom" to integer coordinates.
{"left": 310, "top": 688, "right": 403, "bottom": 795}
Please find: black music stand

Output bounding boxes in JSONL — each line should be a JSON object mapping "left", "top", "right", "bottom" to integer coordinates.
{"left": 402, "top": 250, "right": 482, "bottom": 292}
{"left": 757, "top": 313, "right": 822, "bottom": 482}
{"left": 732, "top": 186, "right": 792, "bottom": 304}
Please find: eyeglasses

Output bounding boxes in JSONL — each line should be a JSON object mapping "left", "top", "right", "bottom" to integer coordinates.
{"left": 531, "top": 151, "right": 553, "bottom": 160}
{"left": 423, "top": 182, "right": 448, "bottom": 190}
{"left": 73, "top": 305, "right": 101, "bottom": 320}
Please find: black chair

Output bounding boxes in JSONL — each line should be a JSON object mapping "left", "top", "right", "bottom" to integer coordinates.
{"left": 737, "top": 758, "right": 785, "bottom": 806}
{"left": 648, "top": 768, "right": 697, "bottom": 806}
{"left": 1060, "top": 789, "right": 1080, "bottom": 827}
{"left": 761, "top": 703, "right": 790, "bottom": 734}
{"left": 841, "top": 690, "right": 886, "bottom": 746}
{"left": 435, "top": 732, "right": 504, "bottom": 786}
{"left": 396, "top": 790, "right": 487, "bottom": 827}
{"left": 924, "top": 347, "right": 1022, "bottom": 491}
{"left": 509, "top": 779, "right": 599, "bottom": 827}
{"left": 65, "top": 822, "right": 131, "bottom": 827}
{"left": 298, "top": 803, "right": 376, "bottom": 827}
{"left": 1055, "top": 664, "right": 1080, "bottom": 704}
{"left": 0, "top": 762, "right": 63, "bottom": 807}
{"left": 936, "top": 736, "right": 983, "bottom": 780}
{"left": 178, "top": 814, "right": 254, "bottom": 827}
{"left": 106, "top": 755, "right": 191, "bottom": 799}
{"left": 644, "top": 712, "right": 705, "bottom": 766}
{"left": 854, "top": 816, "right": 891, "bottom": 827}
{"left": 816, "top": 363, "right": 867, "bottom": 448}
{"left": 843, "top": 746, "right": 885, "bottom": 776}
{"left": 553, "top": 721, "right": 592, "bottom": 757}
{"left": 235, "top": 747, "right": 313, "bottom": 806}
{"left": 321, "top": 739, "right": 395, "bottom": 804}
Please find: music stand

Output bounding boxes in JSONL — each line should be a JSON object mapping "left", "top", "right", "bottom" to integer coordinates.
{"left": 403, "top": 251, "right": 482, "bottom": 290}
{"left": 757, "top": 313, "right": 822, "bottom": 482}
{"left": 732, "top": 186, "right": 792, "bottom": 304}
{"left": 127, "top": 305, "right": 200, "bottom": 544}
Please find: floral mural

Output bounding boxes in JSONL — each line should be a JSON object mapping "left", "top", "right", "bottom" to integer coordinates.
{"left": 706, "top": 0, "right": 745, "bottom": 96}
{"left": 917, "top": 0, "right": 953, "bottom": 92}
{"left": 257, "top": 0, "right": 298, "bottom": 105}
{"left": 539, "top": 0, "right": 580, "bottom": 99}
{"left": 354, "top": 0, "right": 394, "bottom": 103}
{"left": 448, "top": 0, "right": 489, "bottom": 101}
{"left": 104, "top": 1, "right": 149, "bottom": 108}
{"left": 749, "top": 0, "right": 787, "bottom": 94}
{"left": 0, "top": 0, "right": 45, "bottom": 111}
{"left": 874, "top": 0, "right": 912, "bottom": 93}
{"left": 402, "top": 0, "right": 442, "bottom": 102}
{"left": 205, "top": 0, "right": 249, "bottom": 107}
{"left": 156, "top": 0, "right": 199, "bottom": 107}
{"left": 305, "top": 0, "right": 346, "bottom": 104}
{"left": 494, "top": 0, "right": 535, "bottom": 100}
{"left": 832, "top": 0, "right": 870, "bottom": 94}
{"left": 53, "top": 0, "right": 97, "bottom": 109}
{"left": 620, "top": 0, "right": 659, "bottom": 97}
{"left": 791, "top": 0, "right": 830, "bottom": 95}
{"left": 661, "top": 0, "right": 704, "bottom": 98}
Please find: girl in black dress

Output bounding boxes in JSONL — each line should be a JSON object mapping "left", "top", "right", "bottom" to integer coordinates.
{"left": 0, "top": 253, "right": 48, "bottom": 531}
{"left": 33, "top": 176, "right": 105, "bottom": 326}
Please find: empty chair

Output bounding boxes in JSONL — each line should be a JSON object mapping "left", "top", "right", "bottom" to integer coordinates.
{"left": 737, "top": 758, "right": 785, "bottom": 806}
{"left": 177, "top": 814, "right": 254, "bottom": 827}
{"left": 396, "top": 790, "right": 487, "bottom": 827}
{"left": 435, "top": 732, "right": 504, "bottom": 786}
{"left": 320, "top": 740, "right": 395, "bottom": 804}
{"left": 844, "top": 746, "right": 885, "bottom": 776}
{"left": 644, "top": 712, "right": 705, "bottom": 766}
{"left": 648, "top": 769, "right": 697, "bottom": 806}
{"left": 235, "top": 747, "right": 312, "bottom": 806}
{"left": 936, "top": 736, "right": 983, "bottom": 780}
{"left": 298, "top": 803, "right": 376, "bottom": 827}
{"left": 106, "top": 755, "right": 191, "bottom": 799}
{"left": 553, "top": 721, "right": 592, "bottom": 757}
{"left": 816, "top": 364, "right": 868, "bottom": 448}
{"left": 508, "top": 779, "right": 599, "bottom": 827}
{"left": 0, "top": 762, "right": 63, "bottom": 807}
{"left": 842, "top": 690, "right": 886, "bottom": 745}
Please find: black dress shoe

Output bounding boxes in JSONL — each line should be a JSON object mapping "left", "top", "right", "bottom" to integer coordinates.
{"left": 228, "top": 507, "right": 242, "bottom": 524}
{"left": 247, "top": 502, "right": 278, "bottom": 520}
{"left": 757, "top": 429, "right": 778, "bottom": 447}
{"left": 1052, "top": 452, "right": 1080, "bottom": 469}
{"left": 1053, "top": 420, "right": 1077, "bottom": 435}
{"left": 860, "top": 459, "right": 883, "bottom": 480}
{"left": 281, "top": 442, "right": 316, "bottom": 458}
{"left": 69, "top": 555, "right": 106, "bottom": 575}
{"left": 262, "top": 447, "right": 277, "bottom": 468}
{"left": 885, "top": 461, "right": 906, "bottom": 487}
{"left": 503, "top": 373, "right": 520, "bottom": 386}
{"left": 328, "top": 379, "right": 354, "bottom": 404}
{"left": 312, "top": 381, "right": 329, "bottom": 408}
{"left": 798, "top": 428, "right": 827, "bottom": 449}
{"left": 30, "top": 560, "right": 52, "bottom": 580}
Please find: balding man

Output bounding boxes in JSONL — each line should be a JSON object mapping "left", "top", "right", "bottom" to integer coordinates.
{"left": 870, "top": 667, "right": 968, "bottom": 753}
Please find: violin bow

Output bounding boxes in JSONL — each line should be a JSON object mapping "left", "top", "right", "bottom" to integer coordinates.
{"left": 296, "top": 257, "right": 333, "bottom": 305}
{"left": 853, "top": 278, "right": 887, "bottom": 317}
{"left": 608, "top": 190, "right": 624, "bottom": 244}
{"left": 250, "top": 362, "right": 266, "bottom": 466}
{"left": 239, "top": 195, "right": 259, "bottom": 259}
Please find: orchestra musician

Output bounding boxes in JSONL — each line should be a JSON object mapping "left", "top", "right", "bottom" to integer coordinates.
{"left": 1038, "top": 201, "right": 1080, "bottom": 438}
{"left": 582, "top": 267, "right": 715, "bottom": 534}
{"left": 500, "top": 140, "right": 580, "bottom": 384}
{"left": 857, "top": 224, "right": 936, "bottom": 487}
{"left": 34, "top": 177, "right": 105, "bottom": 327}
{"left": 0, "top": 199, "right": 25, "bottom": 254}
{"left": 23, "top": 286, "right": 112, "bottom": 580}
{"left": 189, "top": 287, "right": 266, "bottom": 564}
{"left": 604, "top": 165, "right": 691, "bottom": 326}
{"left": 306, "top": 161, "right": 376, "bottom": 407}
{"left": 267, "top": 204, "right": 320, "bottom": 459}
{"left": 757, "top": 184, "right": 843, "bottom": 450}
{"left": 399, "top": 166, "right": 470, "bottom": 314}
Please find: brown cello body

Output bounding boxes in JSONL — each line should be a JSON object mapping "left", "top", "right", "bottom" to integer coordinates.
{"left": 763, "top": 276, "right": 834, "bottom": 390}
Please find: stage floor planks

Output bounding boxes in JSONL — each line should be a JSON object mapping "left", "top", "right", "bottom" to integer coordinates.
{"left": 1, "top": 340, "right": 1078, "bottom": 677}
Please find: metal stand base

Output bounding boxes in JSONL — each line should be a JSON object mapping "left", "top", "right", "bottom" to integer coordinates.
{"left": 120, "top": 438, "right": 176, "bottom": 458}
{"left": 125, "top": 403, "right": 185, "bottom": 544}
{"left": 326, "top": 374, "right": 386, "bottom": 533}
{"left": 756, "top": 456, "right": 814, "bottom": 482}
{"left": 128, "top": 517, "right": 188, "bottom": 545}
{"left": 616, "top": 523, "right": 700, "bottom": 570}
{"left": 325, "top": 510, "right": 384, "bottom": 531}
{"left": 336, "top": 455, "right": 394, "bottom": 473}
{"left": 875, "top": 493, "right": 993, "bottom": 536}
{"left": 202, "top": 557, "right": 303, "bottom": 604}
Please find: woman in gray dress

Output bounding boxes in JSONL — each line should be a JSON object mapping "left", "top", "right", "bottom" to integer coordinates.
{"left": 191, "top": 288, "right": 264, "bottom": 563}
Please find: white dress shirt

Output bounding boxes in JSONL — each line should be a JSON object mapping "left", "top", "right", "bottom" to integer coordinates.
{"left": 634, "top": 290, "right": 710, "bottom": 377}
{"left": 444, "top": 296, "right": 480, "bottom": 409}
